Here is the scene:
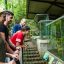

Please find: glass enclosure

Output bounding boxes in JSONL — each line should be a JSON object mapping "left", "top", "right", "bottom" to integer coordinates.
{"left": 34, "top": 14, "right": 49, "bottom": 22}
{"left": 38, "top": 20, "right": 52, "bottom": 39}
{"left": 46, "top": 16, "right": 64, "bottom": 61}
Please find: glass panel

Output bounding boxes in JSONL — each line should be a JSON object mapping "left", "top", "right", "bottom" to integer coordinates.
{"left": 34, "top": 14, "right": 49, "bottom": 22}
{"left": 38, "top": 20, "right": 52, "bottom": 39}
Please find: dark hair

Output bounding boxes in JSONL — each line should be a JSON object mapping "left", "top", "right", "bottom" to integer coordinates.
{"left": 0, "top": 11, "right": 5, "bottom": 16}
{"left": 21, "top": 26, "right": 30, "bottom": 31}
{"left": 25, "top": 26, "right": 30, "bottom": 31}
{"left": 3, "top": 11, "right": 14, "bottom": 16}
{"left": 21, "top": 26, "right": 27, "bottom": 31}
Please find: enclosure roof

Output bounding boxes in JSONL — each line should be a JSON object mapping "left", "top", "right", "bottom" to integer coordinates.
{"left": 26, "top": 0, "right": 64, "bottom": 19}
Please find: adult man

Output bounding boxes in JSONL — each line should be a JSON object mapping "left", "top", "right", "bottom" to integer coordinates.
{"left": 0, "top": 11, "right": 14, "bottom": 53}
{"left": 0, "top": 10, "right": 7, "bottom": 63}
{"left": 0, "top": 11, "right": 18, "bottom": 64}
{"left": 12, "top": 18, "right": 26, "bottom": 35}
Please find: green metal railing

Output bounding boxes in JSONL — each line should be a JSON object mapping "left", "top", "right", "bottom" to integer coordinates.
{"left": 46, "top": 16, "right": 64, "bottom": 61}
{"left": 34, "top": 14, "right": 49, "bottom": 22}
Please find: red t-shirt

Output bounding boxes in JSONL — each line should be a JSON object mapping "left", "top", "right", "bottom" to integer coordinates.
{"left": 10, "top": 31, "right": 24, "bottom": 46}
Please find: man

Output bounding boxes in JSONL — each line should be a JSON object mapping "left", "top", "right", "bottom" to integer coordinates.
{"left": 12, "top": 18, "right": 26, "bottom": 35}
{"left": 0, "top": 11, "right": 14, "bottom": 53}
{"left": 0, "top": 11, "right": 18, "bottom": 64}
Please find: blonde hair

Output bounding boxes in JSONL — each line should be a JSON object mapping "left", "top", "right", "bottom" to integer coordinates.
{"left": 20, "top": 18, "right": 26, "bottom": 25}
{"left": 0, "top": 7, "right": 4, "bottom": 13}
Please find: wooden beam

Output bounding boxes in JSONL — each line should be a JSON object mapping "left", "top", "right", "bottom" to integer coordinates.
{"left": 44, "top": 0, "right": 58, "bottom": 13}
{"left": 30, "top": 0, "right": 64, "bottom": 5}
{"left": 26, "top": 0, "right": 30, "bottom": 18}
{"left": 30, "top": 0, "right": 64, "bottom": 9}
{"left": 28, "top": 11, "right": 61, "bottom": 19}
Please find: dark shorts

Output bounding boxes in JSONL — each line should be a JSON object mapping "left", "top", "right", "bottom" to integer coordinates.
{"left": 0, "top": 38, "right": 6, "bottom": 62}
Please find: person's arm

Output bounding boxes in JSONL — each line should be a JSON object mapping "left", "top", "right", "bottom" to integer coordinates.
{"left": 6, "top": 53, "right": 19, "bottom": 60}
{"left": 0, "top": 62, "right": 7, "bottom": 64}
{"left": 20, "top": 44, "right": 27, "bottom": 48}
{"left": 16, "top": 42, "right": 27, "bottom": 51}
{"left": 9, "top": 39, "right": 16, "bottom": 50}
{"left": 0, "top": 60, "right": 16, "bottom": 64}
{"left": 0, "top": 32, "right": 14, "bottom": 54}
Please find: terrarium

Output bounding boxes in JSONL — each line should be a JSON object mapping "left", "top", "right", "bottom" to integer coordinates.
{"left": 34, "top": 14, "right": 49, "bottom": 22}
{"left": 38, "top": 20, "right": 52, "bottom": 39}
{"left": 46, "top": 16, "right": 64, "bottom": 61}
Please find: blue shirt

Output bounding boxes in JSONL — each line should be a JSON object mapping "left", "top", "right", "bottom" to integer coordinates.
{"left": 12, "top": 24, "right": 22, "bottom": 35}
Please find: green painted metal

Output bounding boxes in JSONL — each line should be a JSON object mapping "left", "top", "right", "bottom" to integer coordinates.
{"left": 34, "top": 14, "right": 51, "bottom": 38}
{"left": 34, "top": 14, "right": 49, "bottom": 22}
{"left": 46, "top": 16, "right": 64, "bottom": 61}
{"left": 38, "top": 20, "right": 52, "bottom": 39}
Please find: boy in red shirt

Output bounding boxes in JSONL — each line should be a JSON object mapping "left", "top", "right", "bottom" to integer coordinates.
{"left": 9, "top": 26, "right": 30, "bottom": 50}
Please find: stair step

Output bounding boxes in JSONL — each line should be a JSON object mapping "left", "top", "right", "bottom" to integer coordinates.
{"left": 23, "top": 57, "right": 42, "bottom": 61}
{"left": 24, "top": 60, "right": 47, "bottom": 64}
{"left": 23, "top": 56, "right": 39, "bottom": 58}
{"left": 23, "top": 49, "right": 37, "bottom": 51}
{"left": 23, "top": 53, "right": 39, "bottom": 56}
{"left": 23, "top": 50, "right": 38, "bottom": 53}
{"left": 27, "top": 47, "right": 37, "bottom": 49}
{"left": 23, "top": 51, "right": 39, "bottom": 53}
{"left": 23, "top": 52, "right": 39, "bottom": 55}
{"left": 23, "top": 54, "right": 40, "bottom": 57}
{"left": 22, "top": 44, "right": 46, "bottom": 64}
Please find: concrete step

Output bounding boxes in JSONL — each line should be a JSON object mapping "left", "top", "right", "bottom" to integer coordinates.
{"left": 26, "top": 47, "right": 37, "bottom": 49}
{"left": 23, "top": 60, "right": 47, "bottom": 64}
{"left": 23, "top": 53, "right": 39, "bottom": 56}
{"left": 23, "top": 51, "right": 39, "bottom": 54}
{"left": 23, "top": 54, "right": 40, "bottom": 58}
{"left": 23, "top": 49, "right": 37, "bottom": 51}
{"left": 22, "top": 44, "right": 47, "bottom": 64}
{"left": 23, "top": 57, "right": 42, "bottom": 61}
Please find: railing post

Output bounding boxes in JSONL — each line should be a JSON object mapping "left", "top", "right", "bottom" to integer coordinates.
{"left": 19, "top": 48, "right": 23, "bottom": 64}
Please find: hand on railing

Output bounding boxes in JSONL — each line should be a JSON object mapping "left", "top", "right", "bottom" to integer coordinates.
{"left": 6, "top": 53, "right": 19, "bottom": 60}
{"left": 7, "top": 60, "right": 16, "bottom": 64}
{"left": 16, "top": 46, "right": 21, "bottom": 51}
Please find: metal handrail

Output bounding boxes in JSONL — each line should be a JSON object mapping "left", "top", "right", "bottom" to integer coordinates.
{"left": 19, "top": 48, "right": 23, "bottom": 64}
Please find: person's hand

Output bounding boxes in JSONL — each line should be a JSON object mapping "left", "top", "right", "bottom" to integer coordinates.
{"left": 16, "top": 46, "right": 21, "bottom": 51}
{"left": 24, "top": 45, "right": 28, "bottom": 50}
{"left": 11, "top": 53, "right": 19, "bottom": 60}
{"left": 14, "top": 49, "right": 20, "bottom": 55}
{"left": 7, "top": 60, "right": 16, "bottom": 64}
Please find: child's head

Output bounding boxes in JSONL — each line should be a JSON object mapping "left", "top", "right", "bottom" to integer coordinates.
{"left": 21, "top": 26, "right": 30, "bottom": 35}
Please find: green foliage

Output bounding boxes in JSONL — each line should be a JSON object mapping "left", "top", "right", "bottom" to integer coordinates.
{"left": 0, "top": 0, "right": 26, "bottom": 21}
{"left": 26, "top": 19, "right": 39, "bottom": 36}
{"left": 0, "top": 0, "right": 39, "bottom": 36}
